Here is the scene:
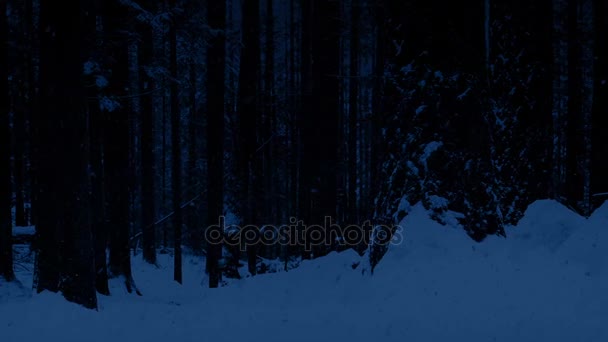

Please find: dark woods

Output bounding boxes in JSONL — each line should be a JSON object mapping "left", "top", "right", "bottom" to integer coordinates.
{"left": 0, "top": 0, "right": 607, "bottom": 309}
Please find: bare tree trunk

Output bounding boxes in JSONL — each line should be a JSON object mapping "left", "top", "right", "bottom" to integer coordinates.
{"left": 484, "top": 0, "right": 491, "bottom": 76}
{"left": 348, "top": 0, "right": 359, "bottom": 226}
{"left": 578, "top": 0, "right": 594, "bottom": 216}
{"left": 312, "top": 0, "right": 340, "bottom": 257}
{"left": 283, "top": 0, "right": 300, "bottom": 267}
{"left": 551, "top": 0, "right": 569, "bottom": 202}
{"left": 13, "top": 9, "right": 28, "bottom": 226}
{"left": 590, "top": 0, "right": 608, "bottom": 205}
{"left": 187, "top": 62, "right": 200, "bottom": 253}
{"left": 36, "top": 0, "right": 97, "bottom": 309}
{"left": 103, "top": 0, "right": 139, "bottom": 295}
{"left": 169, "top": 0, "right": 183, "bottom": 284}
{"left": 206, "top": 0, "right": 226, "bottom": 288}
{"left": 238, "top": 0, "right": 260, "bottom": 275}
{"left": 24, "top": 0, "right": 37, "bottom": 228}
{"left": 0, "top": 0, "right": 14, "bottom": 282}
{"left": 299, "top": 0, "right": 314, "bottom": 260}
{"left": 13, "top": 110, "right": 27, "bottom": 227}
{"left": 84, "top": 0, "right": 109, "bottom": 295}
{"left": 128, "top": 32, "right": 142, "bottom": 260}
{"left": 258, "top": 0, "right": 276, "bottom": 259}
{"left": 140, "top": 1, "right": 157, "bottom": 265}
{"left": 264, "top": 0, "right": 275, "bottom": 228}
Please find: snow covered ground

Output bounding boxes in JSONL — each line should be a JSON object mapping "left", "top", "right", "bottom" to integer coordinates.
{"left": 1, "top": 199, "right": 607, "bottom": 342}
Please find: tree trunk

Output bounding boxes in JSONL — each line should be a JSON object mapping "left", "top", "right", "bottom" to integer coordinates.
{"left": 484, "top": 0, "right": 491, "bottom": 76}
{"left": 348, "top": 0, "right": 359, "bottom": 226}
{"left": 591, "top": 0, "right": 608, "bottom": 203}
{"left": 36, "top": 0, "right": 97, "bottom": 309}
{"left": 299, "top": 0, "right": 313, "bottom": 260}
{"left": 25, "top": 0, "right": 38, "bottom": 228}
{"left": 169, "top": 0, "right": 183, "bottom": 284}
{"left": 0, "top": 0, "right": 14, "bottom": 282}
{"left": 13, "top": 111, "right": 27, "bottom": 227}
{"left": 238, "top": 0, "right": 260, "bottom": 275}
{"left": 358, "top": 0, "right": 376, "bottom": 228}
{"left": 128, "top": 25, "right": 142, "bottom": 260}
{"left": 140, "top": 2, "right": 157, "bottom": 265}
{"left": 551, "top": 0, "right": 569, "bottom": 202}
{"left": 578, "top": 0, "right": 593, "bottom": 216}
{"left": 84, "top": 0, "right": 109, "bottom": 295}
{"left": 312, "top": 0, "right": 340, "bottom": 257}
{"left": 263, "top": 0, "right": 275, "bottom": 238}
{"left": 206, "top": 0, "right": 226, "bottom": 288}
{"left": 12, "top": 0, "right": 30, "bottom": 228}
{"left": 187, "top": 62, "right": 203, "bottom": 253}
{"left": 103, "top": 0, "right": 139, "bottom": 295}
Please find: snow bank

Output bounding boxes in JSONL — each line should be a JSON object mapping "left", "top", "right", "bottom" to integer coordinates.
{"left": 1, "top": 200, "right": 606, "bottom": 342}
{"left": 371, "top": 200, "right": 607, "bottom": 341}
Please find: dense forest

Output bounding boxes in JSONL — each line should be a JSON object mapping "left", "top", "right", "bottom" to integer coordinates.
{"left": 1, "top": 0, "right": 607, "bottom": 310}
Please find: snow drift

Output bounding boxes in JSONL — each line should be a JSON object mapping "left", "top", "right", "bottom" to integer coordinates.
{"left": 1, "top": 199, "right": 606, "bottom": 342}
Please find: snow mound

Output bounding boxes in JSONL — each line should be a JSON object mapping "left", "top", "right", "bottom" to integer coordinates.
{"left": 0, "top": 279, "right": 29, "bottom": 304}
{"left": 590, "top": 200, "right": 608, "bottom": 222}
{"left": 370, "top": 199, "right": 608, "bottom": 341}
{"left": 508, "top": 199, "right": 587, "bottom": 251}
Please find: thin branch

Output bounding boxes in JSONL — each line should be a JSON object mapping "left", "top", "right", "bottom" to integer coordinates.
{"left": 88, "top": 87, "right": 166, "bottom": 100}
{"left": 255, "top": 133, "right": 276, "bottom": 153}
{"left": 129, "top": 191, "right": 205, "bottom": 242}
{"left": 592, "top": 192, "right": 608, "bottom": 197}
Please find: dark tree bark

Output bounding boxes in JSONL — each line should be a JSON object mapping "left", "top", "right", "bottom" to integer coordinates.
{"left": 24, "top": 0, "right": 38, "bottom": 228}
{"left": 558, "top": 0, "right": 594, "bottom": 215}
{"left": 10, "top": 0, "right": 30, "bottom": 228}
{"left": 91, "top": 113, "right": 109, "bottom": 296}
{"left": 127, "top": 18, "right": 142, "bottom": 259}
{"left": 13, "top": 109, "right": 27, "bottom": 227}
{"left": 36, "top": 0, "right": 97, "bottom": 309}
{"left": 187, "top": 62, "right": 202, "bottom": 253}
{"left": 348, "top": 0, "right": 359, "bottom": 226}
{"left": 284, "top": 0, "right": 301, "bottom": 267}
{"left": 0, "top": 0, "right": 15, "bottom": 282}
{"left": 577, "top": 0, "right": 593, "bottom": 216}
{"left": 263, "top": 0, "right": 275, "bottom": 226}
{"left": 592, "top": 0, "right": 608, "bottom": 203}
{"left": 206, "top": 0, "right": 226, "bottom": 288}
{"left": 238, "top": 0, "right": 260, "bottom": 276}
{"left": 169, "top": 0, "right": 182, "bottom": 284}
{"left": 161, "top": 89, "right": 169, "bottom": 252}
{"left": 311, "top": 0, "right": 340, "bottom": 257}
{"left": 297, "top": 0, "right": 341, "bottom": 258}
{"left": 565, "top": 0, "right": 580, "bottom": 212}
{"left": 140, "top": 1, "right": 157, "bottom": 266}
{"left": 299, "top": 0, "right": 313, "bottom": 260}
{"left": 551, "top": 0, "right": 569, "bottom": 202}
{"left": 84, "top": 0, "right": 110, "bottom": 295}
{"left": 484, "top": 0, "right": 491, "bottom": 76}
{"left": 370, "top": 0, "right": 385, "bottom": 212}
{"left": 103, "top": 0, "right": 139, "bottom": 295}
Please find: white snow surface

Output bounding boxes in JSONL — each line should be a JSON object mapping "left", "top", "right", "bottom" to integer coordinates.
{"left": 1, "top": 199, "right": 607, "bottom": 342}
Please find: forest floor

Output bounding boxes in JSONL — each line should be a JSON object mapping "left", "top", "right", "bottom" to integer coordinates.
{"left": 1, "top": 199, "right": 607, "bottom": 342}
